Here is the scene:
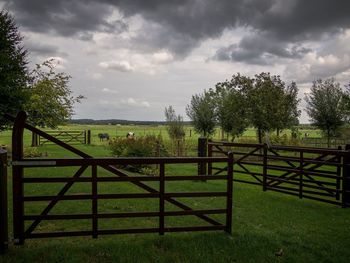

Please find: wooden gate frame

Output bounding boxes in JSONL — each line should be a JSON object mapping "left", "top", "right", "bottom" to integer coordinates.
{"left": 203, "top": 139, "right": 350, "bottom": 207}
{"left": 38, "top": 130, "right": 89, "bottom": 145}
{"left": 6, "top": 111, "right": 233, "bottom": 245}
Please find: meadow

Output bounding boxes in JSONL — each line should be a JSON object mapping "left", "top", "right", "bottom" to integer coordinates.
{"left": 0, "top": 125, "right": 349, "bottom": 263}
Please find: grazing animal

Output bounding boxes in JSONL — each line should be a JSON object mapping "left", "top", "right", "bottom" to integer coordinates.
{"left": 126, "top": 132, "right": 135, "bottom": 139}
{"left": 98, "top": 133, "right": 109, "bottom": 141}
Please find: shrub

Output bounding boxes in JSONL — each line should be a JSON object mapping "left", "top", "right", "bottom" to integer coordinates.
{"left": 109, "top": 135, "right": 167, "bottom": 174}
{"left": 109, "top": 135, "right": 167, "bottom": 158}
{"left": 23, "top": 147, "right": 42, "bottom": 157}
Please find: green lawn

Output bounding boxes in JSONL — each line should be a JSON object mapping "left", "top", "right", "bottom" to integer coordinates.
{"left": 1, "top": 125, "right": 349, "bottom": 262}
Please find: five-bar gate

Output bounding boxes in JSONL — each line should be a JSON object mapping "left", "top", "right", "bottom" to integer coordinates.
{"left": 5, "top": 112, "right": 233, "bottom": 246}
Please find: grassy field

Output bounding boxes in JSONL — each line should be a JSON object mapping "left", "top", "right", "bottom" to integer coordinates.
{"left": 1, "top": 125, "right": 349, "bottom": 263}
{"left": 0, "top": 123, "right": 322, "bottom": 152}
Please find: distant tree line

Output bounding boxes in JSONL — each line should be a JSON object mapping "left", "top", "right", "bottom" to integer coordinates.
{"left": 186, "top": 72, "right": 300, "bottom": 143}
{"left": 68, "top": 119, "right": 181, "bottom": 126}
{"left": 186, "top": 73, "right": 350, "bottom": 147}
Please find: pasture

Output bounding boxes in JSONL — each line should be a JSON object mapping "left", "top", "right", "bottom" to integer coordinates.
{"left": 0, "top": 125, "right": 349, "bottom": 263}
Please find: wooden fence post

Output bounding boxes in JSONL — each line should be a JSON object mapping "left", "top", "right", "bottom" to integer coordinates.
{"left": 92, "top": 165, "right": 98, "bottom": 238}
{"left": 299, "top": 151, "right": 304, "bottom": 199}
{"left": 225, "top": 152, "right": 233, "bottom": 235}
{"left": 336, "top": 146, "right": 342, "bottom": 201}
{"left": 197, "top": 137, "right": 207, "bottom": 177}
{"left": 263, "top": 144, "right": 267, "bottom": 192}
{"left": 159, "top": 163, "right": 165, "bottom": 235}
{"left": 342, "top": 144, "right": 350, "bottom": 208}
{"left": 87, "top": 130, "right": 91, "bottom": 145}
{"left": 0, "top": 149, "right": 8, "bottom": 254}
{"left": 208, "top": 140, "right": 213, "bottom": 176}
{"left": 12, "top": 111, "right": 26, "bottom": 245}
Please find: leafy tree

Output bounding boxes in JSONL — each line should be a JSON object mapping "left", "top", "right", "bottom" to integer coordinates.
{"left": 244, "top": 72, "right": 300, "bottom": 143}
{"left": 164, "top": 106, "right": 186, "bottom": 156}
{"left": 213, "top": 74, "right": 249, "bottom": 141}
{"left": 305, "top": 78, "right": 346, "bottom": 148}
{"left": 164, "top": 105, "right": 185, "bottom": 140}
{"left": 273, "top": 81, "right": 300, "bottom": 136}
{"left": 186, "top": 91, "right": 216, "bottom": 137}
{"left": 0, "top": 10, "right": 29, "bottom": 130}
{"left": 25, "top": 59, "right": 85, "bottom": 128}
{"left": 342, "top": 81, "right": 350, "bottom": 121}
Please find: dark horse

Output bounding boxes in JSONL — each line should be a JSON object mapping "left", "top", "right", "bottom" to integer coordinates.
{"left": 98, "top": 133, "right": 109, "bottom": 141}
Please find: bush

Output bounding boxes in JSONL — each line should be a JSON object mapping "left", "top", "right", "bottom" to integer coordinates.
{"left": 269, "top": 134, "right": 301, "bottom": 146}
{"left": 23, "top": 147, "right": 42, "bottom": 157}
{"left": 109, "top": 135, "right": 167, "bottom": 174}
{"left": 109, "top": 135, "right": 167, "bottom": 158}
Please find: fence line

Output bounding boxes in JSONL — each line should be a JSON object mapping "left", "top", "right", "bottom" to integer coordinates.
{"left": 32, "top": 130, "right": 91, "bottom": 146}
{"left": 200, "top": 138, "right": 350, "bottom": 208}
{"left": 2, "top": 111, "right": 233, "bottom": 249}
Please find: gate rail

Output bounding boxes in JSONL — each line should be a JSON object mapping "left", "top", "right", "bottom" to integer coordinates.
{"left": 34, "top": 130, "right": 91, "bottom": 146}
{"left": 12, "top": 156, "right": 233, "bottom": 242}
{"left": 3, "top": 111, "right": 233, "bottom": 249}
{"left": 201, "top": 139, "right": 350, "bottom": 208}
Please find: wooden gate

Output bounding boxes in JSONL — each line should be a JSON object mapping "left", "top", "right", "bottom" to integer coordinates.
{"left": 205, "top": 139, "right": 350, "bottom": 207}
{"left": 33, "top": 130, "right": 91, "bottom": 146}
{"left": 6, "top": 112, "right": 233, "bottom": 245}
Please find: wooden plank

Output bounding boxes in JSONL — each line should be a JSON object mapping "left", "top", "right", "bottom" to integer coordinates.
{"left": 92, "top": 165, "right": 98, "bottom": 239}
{"left": 226, "top": 152, "right": 233, "bottom": 234}
{"left": 159, "top": 163, "right": 165, "bottom": 235}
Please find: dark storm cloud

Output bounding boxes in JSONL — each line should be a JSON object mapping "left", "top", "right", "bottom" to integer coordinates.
{"left": 2, "top": 0, "right": 350, "bottom": 62}
{"left": 2, "top": 0, "right": 127, "bottom": 38}
{"left": 25, "top": 41, "right": 68, "bottom": 57}
{"left": 214, "top": 33, "right": 312, "bottom": 65}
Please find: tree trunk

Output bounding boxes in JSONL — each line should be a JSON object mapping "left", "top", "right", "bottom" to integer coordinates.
{"left": 327, "top": 129, "right": 330, "bottom": 148}
{"left": 31, "top": 132, "right": 38, "bottom": 147}
{"left": 276, "top": 129, "right": 280, "bottom": 137}
{"left": 258, "top": 129, "right": 262, "bottom": 144}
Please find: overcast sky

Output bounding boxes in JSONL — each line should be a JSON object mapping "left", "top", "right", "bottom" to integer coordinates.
{"left": 1, "top": 0, "right": 350, "bottom": 122}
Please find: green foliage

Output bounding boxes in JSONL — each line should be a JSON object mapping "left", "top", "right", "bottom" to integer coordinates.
{"left": 213, "top": 74, "right": 250, "bottom": 141}
{"left": 245, "top": 72, "right": 300, "bottom": 142}
{"left": 164, "top": 105, "right": 185, "bottom": 140}
{"left": 0, "top": 10, "right": 29, "bottom": 130}
{"left": 305, "top": 78, "right": 346, "bottom": 147}
{"left": 25, "top": 59, "right": 85, "bottom": 128}
{"left": 268, "top": 134, "right": 301, "bottom": 146}
{"left": 23, "top": 147, "right": 42, "bottom": 157}
{"left": 109, "top": 134, "right": 167, "bottom": 173}
{"left": 274, "top": 81, "right": 300, "bottom": 135}
{"left": 109, "top": 135, "right": 167, "bottom": 158}
{"left": 186, "top": 91, "right": 216, "bottom": 137}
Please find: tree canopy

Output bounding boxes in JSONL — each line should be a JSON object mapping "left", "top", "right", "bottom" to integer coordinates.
{"left": 186, "top": 91, "right": 216, "bottom": 137}
{"left": 25, "top": 60, "right": 85, "bottom": 128}
{"left": 164, "top": 105, "right": 185, "bottom": 140}
{"left": 305, "top": 78, "right": 347, "bottom": 147}
{"left": 212, "top": 74, "right": 250, "bottom": 141}
{"left": 240, "top": 73, "right": 300, "bottom": 143}
{"left": 0, "top": 10, "right": 29, "bottom": 130}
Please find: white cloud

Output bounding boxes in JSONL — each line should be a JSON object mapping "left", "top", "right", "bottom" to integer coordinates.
{"left": 152, "top": 51, "right": 174, "bottom": 64}
{"left": 284, "top": 29, "right": 350, "bottom": 83}
{"left": 98, "top": 97, "right": 151, "bottom": 108}
{"left": 101, "top": 87, "right": 119, "bottom": 94}
{"left": 99, "top": 60, "right": 134, "bottom": 72}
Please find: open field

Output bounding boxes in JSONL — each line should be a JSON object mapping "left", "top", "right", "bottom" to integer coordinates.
{"left": 0, "top": 125, "right": 350, "bottom": 263}
{"left": 0, "top": 123, "right": 323, "bottom": 149}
